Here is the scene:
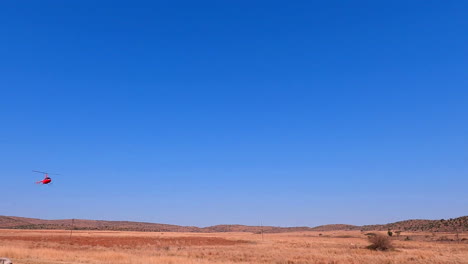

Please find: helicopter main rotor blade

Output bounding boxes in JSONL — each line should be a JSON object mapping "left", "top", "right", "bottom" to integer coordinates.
{"left": 32, "top": 170, "right": 61, "bottom": 175}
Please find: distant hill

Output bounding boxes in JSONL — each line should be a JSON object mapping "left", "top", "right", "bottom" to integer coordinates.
{"left": 0, "top": 216, "right": 311, "bottom": 233}
{"left": 203, "top": 224, "right": 315, "bottom": 233}
{"left": 358, "top": 217, "right": 468, "bottom": 232}
{"left": 0, "top": 216, "right": 200, "bottom": 232}
{"left": 310, "top": 224, "right": 359, "bottom": 232}
{"left": 311, "top": 217, "right": 468, "bottom": 232}
{"left": 1, "top": 215, "right": 466, "bottom": 233}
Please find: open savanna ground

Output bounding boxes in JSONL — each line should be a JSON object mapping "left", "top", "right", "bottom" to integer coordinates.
{"left": 0, "top": 229, "right": 467, "bottom": 264}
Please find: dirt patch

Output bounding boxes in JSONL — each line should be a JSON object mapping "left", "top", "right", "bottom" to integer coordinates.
{"left": 0, "top": 235, "right": 248, "bottom": 248}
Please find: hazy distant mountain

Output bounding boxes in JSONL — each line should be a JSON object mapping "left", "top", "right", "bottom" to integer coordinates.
{"left": 1, "top": 215, "right": 466, "bottom": 233}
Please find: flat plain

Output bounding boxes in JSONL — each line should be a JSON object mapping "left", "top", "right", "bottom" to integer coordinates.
{"left": 1, "top": 229, "right": 467, "bottom": 264}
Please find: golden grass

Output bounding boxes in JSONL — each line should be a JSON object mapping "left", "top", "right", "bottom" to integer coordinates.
{"left": 0, "top": 229, "right": 467, "bottom": 264}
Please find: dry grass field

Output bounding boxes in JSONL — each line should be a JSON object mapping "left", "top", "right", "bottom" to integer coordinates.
{"left": 1, "top": 229, "right": 467, "bottom": 264}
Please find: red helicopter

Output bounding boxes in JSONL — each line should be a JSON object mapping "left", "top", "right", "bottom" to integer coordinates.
{"left": 33, "top": 170, "right": 60, "bottom": 185}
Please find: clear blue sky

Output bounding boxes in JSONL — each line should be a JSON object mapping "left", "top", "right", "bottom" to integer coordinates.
{"left": 1, "top": 1, "right": 467, "bottom": 227}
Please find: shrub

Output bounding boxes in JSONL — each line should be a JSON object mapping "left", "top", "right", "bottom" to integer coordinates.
{"left": 367, "top": 234, "right": 393, "bottom": 251}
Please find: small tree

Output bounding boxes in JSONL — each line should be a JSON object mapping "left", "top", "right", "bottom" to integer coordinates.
{"left": 387, "top": 229, "right": 393, "bottom": 237}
